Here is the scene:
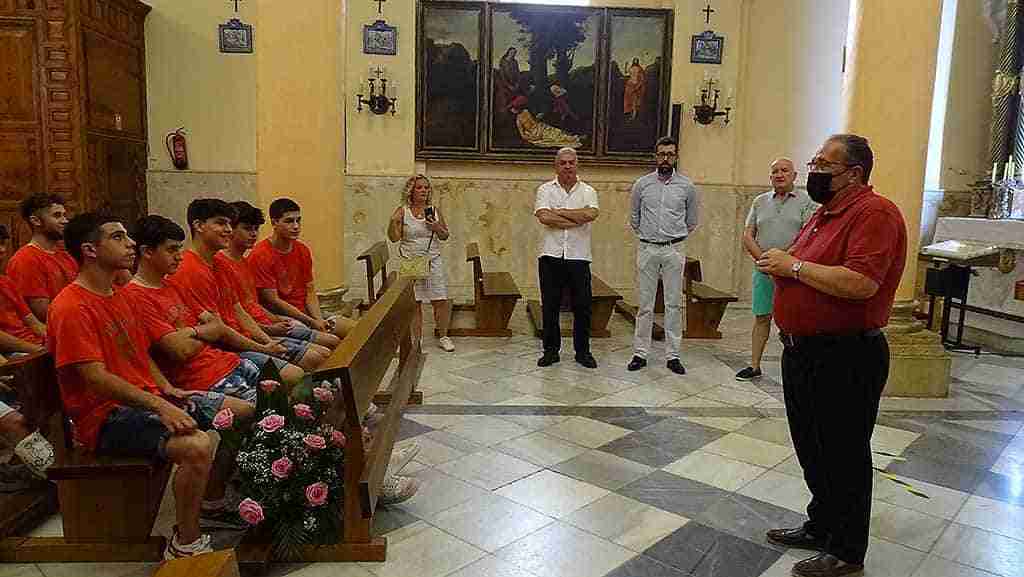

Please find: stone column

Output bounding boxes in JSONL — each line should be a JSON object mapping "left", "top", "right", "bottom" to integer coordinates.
{"left": 842, "top": 0, "right": 951, "bottom": 397}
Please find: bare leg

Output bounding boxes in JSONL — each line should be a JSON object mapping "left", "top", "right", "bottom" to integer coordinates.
{"left": 203, "top": 398, "right": 254, "bottom": 502}
{"left": 278, "top": 363, "right": 306, "bottom": 387}
{"left": 311, "top": 330, "right": 341, "bottom": 349}
{"left": 296, "top": 343, "right": 331, "bottom": 371}
{"left": 432, "top": 299, "right": 451, "bottom": 338}
{"left": 0, "top": 411, "right": 31, "bottom": 446}
{"left": 165, "top": 431, "right": 214, "bottom": 544}
{"left": 751, "top": 314, "right": 772, "bottom": 371}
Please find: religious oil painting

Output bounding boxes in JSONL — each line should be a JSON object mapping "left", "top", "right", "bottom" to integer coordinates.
{"left": 490, "top": 5, "right": 599, "bottom": 154}
{"left": 418, "top": 3, "right": 482, "bottom": 151}
{"left": 416, "top": 1, "right": 673, "bottom": 163}
{"left": 606, "top": 11, "right": 671, "bottom": 155}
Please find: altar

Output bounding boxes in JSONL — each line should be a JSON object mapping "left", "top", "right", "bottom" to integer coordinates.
{"left": 932, "top": 217, "right": 1024, "bottom": 353}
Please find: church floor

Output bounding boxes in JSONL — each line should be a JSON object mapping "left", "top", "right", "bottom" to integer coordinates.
{"left": 6, "top": 308, "right": 1024, "bottom": 577}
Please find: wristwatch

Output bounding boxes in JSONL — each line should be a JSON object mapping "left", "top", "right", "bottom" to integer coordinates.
{"left": 791, "top": 260, "right": 804, "bottom": 280}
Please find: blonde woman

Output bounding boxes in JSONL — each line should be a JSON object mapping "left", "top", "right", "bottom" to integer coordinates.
{"left": 387, "top": 175, "right": 455, "bottom": 352}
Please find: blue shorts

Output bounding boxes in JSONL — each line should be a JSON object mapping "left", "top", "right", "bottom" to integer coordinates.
{"left": 185, "top": 358, "right": 260, "bottom": 425}
{"left": 239, "top": 351, "right": 289, "bottom": 374}
{"left": 285, "top": 322, "right": 315, "bottom": 341}
{"left": 278, "top": 337, "right": 312, "bottom": 364}
{"left": 97, "top": 406, "right": 172, "bottom": 460}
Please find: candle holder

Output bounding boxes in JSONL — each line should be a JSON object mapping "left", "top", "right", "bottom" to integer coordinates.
{"left": 692, "top": 77, "right": 731, "bottom": 125}
{"left": 356, "top": 66, "right": 397, "bottom": 116}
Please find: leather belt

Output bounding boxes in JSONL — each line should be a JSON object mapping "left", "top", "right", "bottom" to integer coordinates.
{"left": 640, "top": 237, "right": 686, "bottom": 246}
{"left": 779, "top": 328, "right": 883, "bottom": 349}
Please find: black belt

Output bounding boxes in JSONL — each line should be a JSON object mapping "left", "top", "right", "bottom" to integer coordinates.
{"left": 779, "top": 328, "right": 883, "bottom": 349}
{"left": 640, "top": 237, "right": 686, "bottom": 246}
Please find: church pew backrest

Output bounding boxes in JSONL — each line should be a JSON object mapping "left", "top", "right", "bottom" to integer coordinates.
{"left": 356, "top": 241, "right": 391, "bottom": 306}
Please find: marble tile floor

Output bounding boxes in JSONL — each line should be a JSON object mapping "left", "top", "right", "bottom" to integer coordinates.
{"left": 8, "top": 309, "right": 1024, "bottom": 577}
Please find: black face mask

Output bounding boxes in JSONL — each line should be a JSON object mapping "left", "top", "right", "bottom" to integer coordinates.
{"left": 657, "top": 164, "right": 674, "bottom": 177}
{"left": 806, "top": 170, "right": 839, "bottom": 204}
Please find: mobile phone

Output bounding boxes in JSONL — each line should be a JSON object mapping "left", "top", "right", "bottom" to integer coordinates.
{"left": 425, "top": 206, "right": 436, "bottom": 222}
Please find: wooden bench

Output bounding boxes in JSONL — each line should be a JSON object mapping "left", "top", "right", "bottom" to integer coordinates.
{"left": 238, "top": 276, "right": 423, "bottom": 564}
{"left": 153, "top": 549, "right": 240, "bottom": 577}
{"left": 355, "top": 241, "right": 393, "bottom": 312}
{"left": 0, "top": 351, "right": 173, "bottom": 563}
{"left": 615, "top": 258, "right": 738, "bottom": 340}
{"left": 526, "top": 273, "right": 623, "bottom": 338}
{"left": 447, "top": 242, "right": 521, "bottom": 337}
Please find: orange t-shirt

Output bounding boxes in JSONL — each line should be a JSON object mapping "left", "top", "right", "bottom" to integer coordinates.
{"left": 119, "top": 281, "right": 240, "bottom": 392}
{"left": 48, "top": 283, "right": 162, "bottom": 450}
{"left": 0, "top": 276, "right": 43, "bottom": 346}
{"left": 247, "top": 239, "right": 313, "bottom": 312}
{"left": 6, "top": 244, "right": 79, "bottom": 301}
{"left": 215, "top": 252, "right": 273, "bottom": 326}
{"left": 169, "top": 250, "right": 248, "bottom": 336}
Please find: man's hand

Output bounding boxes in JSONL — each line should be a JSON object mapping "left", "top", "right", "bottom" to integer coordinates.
{"left": 156, "top": 401, "right": 197, "bottom": 435}
{"left": 756, "top": 248, "right": 798, "bottom": 278}
{"left": 260, "top": 340, "right": 288, "bottom": 357}
{"left": 310, "top": 318, "right": 329, "bottom": 332}
{"left": 162, "top": 386, "right": 202, "bottom": 401}
{"left": 197, "top": 314, "right": 227, "bottom": 341}
{"left": 265, "top": 321, "right": 292, "bottom": 336}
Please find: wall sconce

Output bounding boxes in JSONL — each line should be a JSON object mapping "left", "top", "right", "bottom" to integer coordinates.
{"left": 693, "top": 77, "right": 731, "bottom": 125}
{"left": 356, "top": 65, "right": 397, "bottom": 116}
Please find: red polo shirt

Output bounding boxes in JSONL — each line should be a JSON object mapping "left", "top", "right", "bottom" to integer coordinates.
{"left": 773, "top": 185, "right": 907, "bottom": 336}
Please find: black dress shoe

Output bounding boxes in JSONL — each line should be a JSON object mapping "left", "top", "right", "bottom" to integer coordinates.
{"left": 627, "top": 356, "right": 647, "bottom": 371}
{"left": 791, "top": 553, "right": 864, "bottom": 577}
{"left": 537, "top": 352, "right": 560, "bottom": 367}
{"left": 575, "top": 353, "right": 597, "bottom": 368}
{"left": 666, "top": 359, "right": 686, "bottom": 375}
{"left": 765, "top": 527, "right": 827, "bottom": 551}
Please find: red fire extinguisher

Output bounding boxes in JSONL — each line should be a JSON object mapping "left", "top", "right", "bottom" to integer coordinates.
{"left": 165, "top": 128, "right": 189, "bottom": 170}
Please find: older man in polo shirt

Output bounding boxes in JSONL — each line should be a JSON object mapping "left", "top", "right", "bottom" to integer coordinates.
{"left": 534, "top": 147, "right": 600, "bottom": 369}
{"left": 627, "top": 136, "right": 699, "bottom": 375}
{"left": 756, "top": 134, "right": 906, "bottom": 577}
{"left": 737, "top": 158, "right": 817, "bottom": 381}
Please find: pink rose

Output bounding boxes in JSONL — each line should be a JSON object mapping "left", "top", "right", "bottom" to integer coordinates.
{"left": 258, "top": 414, "right": 286, "bottom": 433}
{"left": 303, "top": 434, "right": 327, "bottom": 450}
{"left": 305, "top": 482, "right": 329, "bottom": 507}
{"left": 271, "top": 456, "right": 293, "bottom": 479}
{"left": 260, "top": 379, "right": 280, "bottom": 393}
{"left": 312, "top": 387, "right": 334, "bottom": 404}
{"left": 212, "top": 407, "right": 235, "bottom": 430}
{"left": 238, "top": 498, "right": 264, "bottom": 525}
{"left": 294, "top": 404, "right": 314, "bottom": 420}
{"left": 331, "top": 430, "right": 347, "bottom": 447}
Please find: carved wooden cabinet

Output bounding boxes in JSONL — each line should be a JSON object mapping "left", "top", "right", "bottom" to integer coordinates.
{"left": 0, "top": 0, "right": 150, "bottom": 247}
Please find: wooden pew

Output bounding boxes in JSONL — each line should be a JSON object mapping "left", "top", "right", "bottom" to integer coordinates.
{"left": 355, "top": 241, "right": 393, "bottom": 312}
{"left": 0, "top": 352, "right": 172, "bottom": 563}
{"left": 446, "top": 242, "right": 521, "bottom": 337}
{"left": 238, "top": 276, "right": 423, "bottom": 564}
{"left": 615, "top": 258, "right": 739, "bottom": 339}
{"left": 153, "top": 550, "right": 241, "bottom": 577}
{"left": 526, "top": 273, "right": 623, "bottom": 338}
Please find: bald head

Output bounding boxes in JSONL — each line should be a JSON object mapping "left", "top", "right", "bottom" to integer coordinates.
{"left": 770, "top": 157, "right": 797, "bottom": 194}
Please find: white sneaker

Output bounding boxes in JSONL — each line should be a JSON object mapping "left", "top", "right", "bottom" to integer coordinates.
{"left": 378, "top": 475, "right": 419, "bottom": 505}
{"left": 438, "top": 336, "right": 455, "bottom": 352}
{"left": 386, "top": 443, "right": 420, "bottom": 477}
{"left": 14, "top": 431, "right": 54, "bottom": 480}
{"left": 164, "top": 529, "right": 213, "bottom": 560}
{"left": 364, "top": 402, "right": 384, "bottom": 429}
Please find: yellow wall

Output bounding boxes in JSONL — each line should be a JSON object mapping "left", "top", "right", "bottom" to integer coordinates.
{"left": 256, "top": 0, "right": 346, "bottom": 287}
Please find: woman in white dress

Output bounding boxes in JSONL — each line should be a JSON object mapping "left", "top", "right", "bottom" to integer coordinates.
{"left": 387, "top": 175, "right": 455, "bottom": 352}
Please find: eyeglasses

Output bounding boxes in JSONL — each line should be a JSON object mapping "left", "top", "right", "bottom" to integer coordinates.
{"left": 655, "top": 152, "right": 677, "bottom": 159}
{"left": 806, "top": 159, "right": 855, "bottom": 172}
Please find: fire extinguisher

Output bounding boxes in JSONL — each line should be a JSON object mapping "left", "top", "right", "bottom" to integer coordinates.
{"left": 165, "top": 128, "right": 189, "bottom": 170}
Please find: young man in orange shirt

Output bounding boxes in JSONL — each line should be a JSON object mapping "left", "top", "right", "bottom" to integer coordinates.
{"left": 217, "top": 201, "right": 336, "bottom": 366}
{"left": 7, "top": 193, "right": 78, "bottom": 322}
{"left": 170, "top": 199, "right": 304, "bottom": 383}
{"left": 0, "top": 224, "right": 55, "bottom": 486}
{"left": 49, "top": 212, "right": 217, "bottom": 559}
{"left": 248, "top": 198, "right": 355, "bottom": 339}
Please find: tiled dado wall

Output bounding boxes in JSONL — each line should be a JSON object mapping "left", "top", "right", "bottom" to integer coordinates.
{"left": 344, "top": 177, "right": 975, "bottom": 305}
{"left": 147, "top": 171, "right": 257, "bottom": 228}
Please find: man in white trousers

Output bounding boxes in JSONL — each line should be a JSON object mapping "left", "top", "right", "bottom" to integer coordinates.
{"left": 627, "top": 136, "right": 699, "bottom": 375}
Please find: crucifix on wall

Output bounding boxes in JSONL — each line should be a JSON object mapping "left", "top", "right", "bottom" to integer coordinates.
{"left": 374, "top": 0, "right": 386, "bottom": 15}
{"left": 702, "top": 2, "right": 715, "bottom": 25}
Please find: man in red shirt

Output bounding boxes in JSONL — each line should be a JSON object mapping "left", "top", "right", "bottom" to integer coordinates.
{"left": 217, "top": 201, "right": 336, "bottom": 368}
{"left": 49, "top": 212, "right": 217, "bottom": 559}
{"left": 170, "top": 199, "right": 304, "bottom": 385}
{"left": 756, "top": 134, "right": 906, "bottom": 577}
{"left": 7, "top": 193, "right": 79, "bottom": 322}
{"left": 248, "top": 198, "right": 354, "bottom": 339}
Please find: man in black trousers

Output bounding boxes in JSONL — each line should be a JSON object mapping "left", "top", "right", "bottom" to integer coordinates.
{"left": 533, "top": 147, "right": 599, "bottom": 369}
{"left": 756, "top": 134, "right": 906, "bottom": 577}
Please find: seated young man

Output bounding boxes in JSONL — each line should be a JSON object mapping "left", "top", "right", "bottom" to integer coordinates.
{"left": 219, "top": 201, "right": 340, "bottom": 356}
{"left": 169, "top": 199, "right": 304, "bottom": 383}
{"left": 248, "top": 198, "right": 356, "bottom": 339}
{"left": 7, "top": 193, "right": 78, "bottom": 322}
{"left": 121, "top": 215, "right": 261, "bottom": 526}
{"left": 49, "top": 212, "right": 218, "bottom": 559}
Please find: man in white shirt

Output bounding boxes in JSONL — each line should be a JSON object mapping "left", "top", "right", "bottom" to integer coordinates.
{"left": 533, "top": 147, "right": 600, "bottom": 368}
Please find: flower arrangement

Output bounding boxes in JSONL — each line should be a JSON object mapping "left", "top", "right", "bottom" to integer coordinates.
{"left": 235, "top": 376, "right": 347, "bottom": 559}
